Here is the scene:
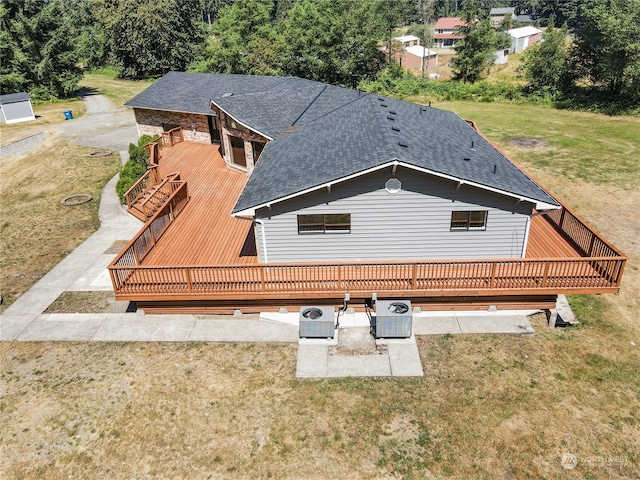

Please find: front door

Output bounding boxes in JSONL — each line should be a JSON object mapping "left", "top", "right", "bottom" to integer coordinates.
{"left": 207, "top": 115, "right": 221, "bottom": 144}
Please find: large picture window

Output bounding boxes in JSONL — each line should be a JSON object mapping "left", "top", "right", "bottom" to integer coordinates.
{"left": 450, "top": 211, "right": 488, "bottom": 231}
{"left": 298, "top": 214, "right": 351, "bottom": 234}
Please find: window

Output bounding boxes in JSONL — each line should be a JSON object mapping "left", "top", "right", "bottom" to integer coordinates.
{"left": 230, "top": 136, "right": 246, "bottom": 167}
{"left": 451, "top": 211, "right": 488, "bottom": 231}
{"left": 298, "top": 214, "right": 351, "bottom": 234}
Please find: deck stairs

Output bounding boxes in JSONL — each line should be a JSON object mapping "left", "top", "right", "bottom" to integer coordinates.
{"left": 127, "top": 172, "right": 182, "bottom": 222}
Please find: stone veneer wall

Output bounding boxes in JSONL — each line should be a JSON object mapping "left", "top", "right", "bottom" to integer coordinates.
{"left": 134, "top": 108, "right": 212, "bottom": 144}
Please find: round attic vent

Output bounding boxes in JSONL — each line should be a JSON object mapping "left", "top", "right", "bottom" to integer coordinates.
{"left": 302, "top": 308, "right": 324, "bottom": 319}
{"left": 385, "top": 178, "right": 401, "bottom": 194}
{"left": 388, "top": 302, "right": 409, "bottom": 314}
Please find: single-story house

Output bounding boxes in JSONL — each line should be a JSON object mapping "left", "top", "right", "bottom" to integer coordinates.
{"left": 507, "top": 26, "right": 543, "bottom": 53}
{"left": 0, "top": 92, "right": 35, "bottom": 124}
{"left": 490, "top": 7, "right": 516, "bottom": 27}
{"left": 393, "top": 35, "right": 420, "bottom": 48}
{"left": 433, "top": 17, "right": 466, "bottom": 48}
{"left": 110, "top": 72, "right": 625, "bottom": 313}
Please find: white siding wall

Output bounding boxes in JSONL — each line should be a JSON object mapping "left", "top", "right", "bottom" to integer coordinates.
{"left": 255, "top": 167, "right": 533, "bottom": 263}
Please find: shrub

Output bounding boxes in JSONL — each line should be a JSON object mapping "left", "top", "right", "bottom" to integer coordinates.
{"left": 115, "top": 135, "right": 158, "bottom": 203}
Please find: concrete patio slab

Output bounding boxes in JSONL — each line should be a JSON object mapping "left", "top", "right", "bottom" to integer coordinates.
{"left": 92, "top": 315, "right": 196, "bottom": 341}
{"left": 296, "top": 345, "right": 329, "bottom": 378}
{"left": 67, "top": 254, "right": 120, "bottom": 291}
{"left": 457, "top": 315, "right": 535, "bottom": 335}
{"left": 388, "top": 343, "right": 424, "bottom": 377}
{"left": 327, "top": 354, "right": 391, "bottom": 377}
{"left": 18, "top": 314, "right": 107, "bottom": 341}
{"left": 413, "top": 316, "right": 461, "bottom": 335}
{"left": 0, "top": 315, "right": 36, "bottom": 341}
{"left": 189, "top": 319, "right": 298, "bottom": 343}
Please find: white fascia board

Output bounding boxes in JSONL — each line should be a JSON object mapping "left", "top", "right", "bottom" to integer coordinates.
{"left": 232, "top": 160, "right": 559, "bottom": 217}
{"left": 209, "top": 100, "right": 274, "bottom": 141}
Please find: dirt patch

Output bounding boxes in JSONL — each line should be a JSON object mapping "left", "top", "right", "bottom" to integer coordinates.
{"left": 510, "top": 136, "right": 548, "bottom": 148}
{"left": 103, "top": 240, "right": 130, "bottom": 254}
{"left": 44, "top": 291, "right": 132, "bottom": 314}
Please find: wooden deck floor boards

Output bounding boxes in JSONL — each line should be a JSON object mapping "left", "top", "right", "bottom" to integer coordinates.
{"left": 141, "top": 142, "right": 258, "bottom": 266}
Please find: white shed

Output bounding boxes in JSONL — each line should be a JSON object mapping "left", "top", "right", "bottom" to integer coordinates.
{"left": 507, "top": 26, "right": 543, "bottom": 53}
{"left": 0, "top": 92, "right": 36, "bottom": 124}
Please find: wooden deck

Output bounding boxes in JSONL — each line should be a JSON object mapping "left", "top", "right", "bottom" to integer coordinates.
{"left": 109, "top": 140, "right": 626, "bottom": 311}
{"left": 141, "top": 142, "right": 257, "bottom": 266}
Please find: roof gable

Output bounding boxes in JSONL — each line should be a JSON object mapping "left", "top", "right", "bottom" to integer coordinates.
{"left": 508, "top": 26, "right": 542, "bottom": 38}
{"left": 233, "top": 94, "right": 559, "bottom": 214}
{"left": 435, "top": 17, "right": 466, "bottom": 29}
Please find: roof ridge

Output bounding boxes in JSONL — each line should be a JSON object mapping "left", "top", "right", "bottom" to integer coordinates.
{"left": 289, "top": 88, "right": 372, "bottom": 129}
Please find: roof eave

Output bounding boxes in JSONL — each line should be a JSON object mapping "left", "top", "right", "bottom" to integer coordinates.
{"left": 210, "top": 100, "right": 275, "bottom": 141}
{"left": 232, "top": 159, "right": 560, "bottom": 217}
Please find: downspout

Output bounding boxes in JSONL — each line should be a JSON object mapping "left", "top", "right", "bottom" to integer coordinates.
{"left": 254, "top": 218, "right": 269, "bottom": 263}
{"left": 521, "top": 216, "right": 532, "bottom": 258}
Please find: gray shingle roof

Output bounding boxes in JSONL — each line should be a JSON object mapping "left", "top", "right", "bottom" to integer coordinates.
{"left": 233, "top": 93, "right": 559, "bottom": 213}
{"left": 0, "top": 92, "right": 30, "bottom": 105}
{"left": 125, "top": 72, "right": 558, "bottom": 214}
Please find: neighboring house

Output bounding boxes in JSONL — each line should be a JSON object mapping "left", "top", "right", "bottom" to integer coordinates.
{"left": 490, "top": 7, "right": 516, "bottom": 27}
{"left": 397, "top": 45, "right": 439, "bottom": 72}
{"left": 393, "top": 34, "right": 420, "bottom": 48}
{"left": 507, "top": 26, "right": 543, "bottom": 53}
{"left": 515, "top": 14, "right": 537, "bottom": 24}
{"left": 387, "top": 36, "right": 437, "bottom": 73}
{"left": 433, "top": 17, "right": 466, "bottom": 48}
{"left": 0, "top": 92, "right": 35, "bottom": 124}
{"left": 111, "top": 72, "right": 626, "bottom": 314}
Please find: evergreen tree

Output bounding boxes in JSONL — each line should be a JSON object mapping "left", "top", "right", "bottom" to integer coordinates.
{"left": 570, "top": 0, "right": 640, "bottom": 99}
{"left": 518, "top": 22, "right": 569, "bottom": 96}
{"left": 1, "top": 0, "right": 83, "bottom": 99}
{"left": 279, "top": 0, "right": 389, "bottom": 85}
{"left": 95, "top": 0, "right": 206, "bottom": 79}
{"left": 191, "top": 0, "right": 277, "bottom": 75}
{"left": 451, "top": 0, "right": 506, "bottom": 83}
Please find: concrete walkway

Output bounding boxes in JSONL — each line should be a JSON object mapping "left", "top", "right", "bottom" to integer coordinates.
{"left": 0, "top": 94, "right": 541, "bottom": 379}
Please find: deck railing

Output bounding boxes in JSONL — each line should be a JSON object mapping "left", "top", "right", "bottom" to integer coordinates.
{"left": 544, "top": 207, "right": 622, "bottom": 258}
{"left": 124, "top": 170, "right": 151, "bottom": 209}
{"left": 110, "top": 181, "right": 190, "bottom": 283}
{"left": 133, "top": 173, "right": 182, "bottom": 220}
{"left": 109, "top": 256, "right": 625, "bottom": 298}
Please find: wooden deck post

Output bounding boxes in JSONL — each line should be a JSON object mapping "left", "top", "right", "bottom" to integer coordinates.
{"left": 541, "top": 261, "right": 550, "bottom": 287}
{"left": 185, "top": 268, "right": 193, "bottom": 293}
{"left": 412, "top": 264, "right": 417, "bottom": 289}
{"left": 490, "top": 262, "right": 497, "bottom": 289}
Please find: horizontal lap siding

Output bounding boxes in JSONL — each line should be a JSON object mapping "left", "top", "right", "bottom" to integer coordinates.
{"left": 257, "top": 167, "right": 532, "bottom": 263}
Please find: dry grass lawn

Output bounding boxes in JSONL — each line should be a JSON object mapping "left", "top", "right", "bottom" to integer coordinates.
{"left": 1, "top": 91, "right": 639, "bottom": 478}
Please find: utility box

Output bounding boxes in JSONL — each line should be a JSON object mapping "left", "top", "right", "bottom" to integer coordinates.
{"left": 374, "top": 300, "right": 412, "bottom": 338}
{"left": 299, "top": 306, "right": 335, "bottom": 338}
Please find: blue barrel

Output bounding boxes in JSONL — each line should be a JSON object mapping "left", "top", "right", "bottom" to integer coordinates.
{"left": 63, "top": 110, "right": 73, "bottom": 120}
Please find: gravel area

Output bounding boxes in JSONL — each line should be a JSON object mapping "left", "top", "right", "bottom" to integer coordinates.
{"left": 0, "top": 132, "right": 48, "bottom": 159}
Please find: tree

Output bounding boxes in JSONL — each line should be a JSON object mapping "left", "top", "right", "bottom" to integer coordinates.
{"left": 451, "top": 0, "right": 507, "bottom": 83}
{"left": 518, "top": 22, "right": 569, "bottom": 96}
{"left": 0, "top": 0, "right": 83, "bottom": 99}
{"left": 279, "top": 0, "right": 390, "bottom": 85}
{"left": 191, "top": 0, "right": 278, "bottom": 75}
{"left": 95, "top": 0, "right": 206, "bottom": 79}
{"left": 570, "top": 0, "right": 640, "bottom": 99}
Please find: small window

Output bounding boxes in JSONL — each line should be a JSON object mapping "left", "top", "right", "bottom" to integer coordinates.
{"left": 298, "top": 214, "right": 351, "bottom": 234}
{"left": 450, "top": 211, "right": 487, "bottom": 231}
